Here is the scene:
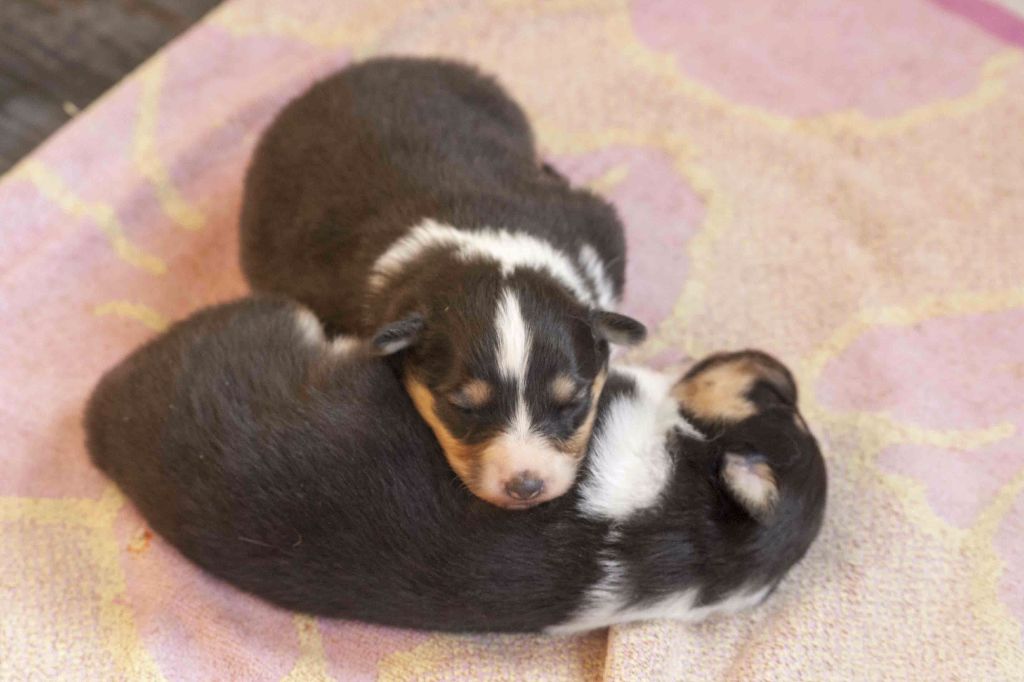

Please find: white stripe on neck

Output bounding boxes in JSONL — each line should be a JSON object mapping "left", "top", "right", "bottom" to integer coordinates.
{"left": 368, "top": 218, "right": 602, "bottom": 306}
{"left": 578, "top": 243, "right": 617, "bottom": 310}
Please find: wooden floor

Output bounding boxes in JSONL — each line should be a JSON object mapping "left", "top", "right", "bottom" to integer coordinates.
{"left": 0, "top": 0, "right": 222, "bottom": 173}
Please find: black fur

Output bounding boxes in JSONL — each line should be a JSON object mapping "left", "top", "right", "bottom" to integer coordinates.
{"left": 239, "top": 57, "right": 645, "bottom": 506}
{"left": 240, "top": 57, "right": 627, "bottom": 334}
{"left": 85, "top": 299, "right": 827, "bottom": 633}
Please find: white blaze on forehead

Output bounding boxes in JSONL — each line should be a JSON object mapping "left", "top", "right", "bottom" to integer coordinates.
{"left": 368, "top": 219, "right": 596, "bottom": 305}
{"left": 507, "top": 398, "right": 533, "bottom": 442}
{"left": 495, "top": 288, "right": 532, "bottom": 386}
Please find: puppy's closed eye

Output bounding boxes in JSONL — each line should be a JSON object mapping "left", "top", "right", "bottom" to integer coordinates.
{"left": 550, "top": 375, "right": 585, "bottom": 407}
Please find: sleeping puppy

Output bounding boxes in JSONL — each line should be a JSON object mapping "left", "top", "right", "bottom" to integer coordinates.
{"left": 239, "top": 57, "right": 646, "bottom": 508}
{"left": 85, "top": 298, "right": 827, "bottom": 633}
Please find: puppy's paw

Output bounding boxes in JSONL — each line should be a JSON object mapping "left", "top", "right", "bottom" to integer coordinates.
{"left": 672, "top": 350, "right": 797, "bottom": 425}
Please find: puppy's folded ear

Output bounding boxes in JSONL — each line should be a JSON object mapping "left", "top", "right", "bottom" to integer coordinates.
{"left": 371, "top": 314, "right": 425, "bottom": 355}
{"left": 721, "top": 453, "right": 779, "bottom": 523}
{"left": 591, "top": 310, "right": 646, "bottom": 346}
{"left": 673, "top": 350, "right": 798, "bottom": 427}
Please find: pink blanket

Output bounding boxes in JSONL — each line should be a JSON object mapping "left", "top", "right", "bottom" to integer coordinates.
{"left": 3, "top": 1, "right": 1023, "bottom": 678}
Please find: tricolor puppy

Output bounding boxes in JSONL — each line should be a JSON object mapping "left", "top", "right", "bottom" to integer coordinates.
{"left": 240, "top": 57, "right": 645, "bottom": 508}
{"left": 86, "top": 298, "right": 827, "bottom": 633}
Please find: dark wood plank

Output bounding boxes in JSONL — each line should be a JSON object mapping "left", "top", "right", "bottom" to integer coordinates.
{"left": 0, "top": 0, "right": 222, "bottom": 173}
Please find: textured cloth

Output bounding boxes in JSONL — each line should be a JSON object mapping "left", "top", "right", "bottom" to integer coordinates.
{"left": 2, "top": 1, "right": 1024, "bottom": 679}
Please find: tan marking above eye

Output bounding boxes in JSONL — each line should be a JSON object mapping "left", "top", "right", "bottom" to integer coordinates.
{"left": 550, "top": 374, "right": 580, "bottom": 404}
{"left": 449, "top": 379, "right": 493, "bottom": 409}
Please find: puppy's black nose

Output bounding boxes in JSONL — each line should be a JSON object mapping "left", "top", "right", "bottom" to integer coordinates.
{"left": 506, "top": 474, "right": 544, "bottom": 501}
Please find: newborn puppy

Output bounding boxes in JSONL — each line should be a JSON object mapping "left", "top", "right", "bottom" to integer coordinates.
{"left": 239, "top": 57, "right": 645, "bottom": 508}
{"left": 86, "top": 298, "right": 827, "bottom": 633}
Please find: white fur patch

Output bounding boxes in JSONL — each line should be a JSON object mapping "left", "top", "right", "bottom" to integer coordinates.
{"left": 578, "top": 243, "right": 617, "bottom": 309}
{"left": 548, "top": 577, "right": 771, "bottom": 634}
{"left": 578, "top": 366, "right": 700, "bottom": 521}
{"left": 295, "top": 311, "right": 363, "bottom": 358}
{"left": 293, "top": 308, "right": 325, "bottom": 345}
{"left": 368, "top": 219, "right": 595, "bottom": 305}
{"left": 328, "top": 335, "right": 362, "bottom": 356}
{"left": 507, "top": 396, "right": 533, "bottom": 441}
{"left": 495, "top": 288, "right": 531, "bottom": 385}
{"left": 374, "top": 335, "right": 414, "bottom": 356}
{"left": 493, "top": 289, "right": 539, "bottom": 457}
{"left": 722, "top": 454, "right": 779, "bottom": 519}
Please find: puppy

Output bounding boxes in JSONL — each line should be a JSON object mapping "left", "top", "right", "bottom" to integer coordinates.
{"left": 86, "top": 298, "right": 827, "bottom": 633}
{"left": 239, "top": 57, "right": 646, "bottom": 508}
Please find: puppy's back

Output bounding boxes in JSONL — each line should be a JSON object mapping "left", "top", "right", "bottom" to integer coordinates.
{"left": 85, "top": 299, "right": 452, "bottom": 588}
{"left": 239, "top": 58, "right": 551, "bottom": 333}
{"left": 86, "top": 298, "right": 313, "bottom": 491}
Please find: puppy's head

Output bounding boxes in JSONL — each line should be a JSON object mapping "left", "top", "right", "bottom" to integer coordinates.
{"left": 373, "top": 270, "right": 645, "bottom": 508}
{"left": 672, "top": 349, "right": 826, "bottom": 542}
{"left": 672, "top": 350, "right": 800, "bottom": 436}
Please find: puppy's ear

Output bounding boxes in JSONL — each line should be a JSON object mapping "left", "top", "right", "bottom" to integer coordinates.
{"left": 371, "top": 314, "right": 424, "bottom": 356}
{"left": 673, "top": 350, "right": 798, "bottom": 427}
{"left": 591, "top": 310, "right": 646, "bottom": 346}
{"left": 721, "top": 453, "right": 779, "bottom": 523}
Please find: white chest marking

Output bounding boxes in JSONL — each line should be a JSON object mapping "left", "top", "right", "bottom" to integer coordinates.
{"left": 368, "top": 218, "right": 601, "bottom": 306}
{"left": 578, "top": 366, "right": 700, "bottom": 521}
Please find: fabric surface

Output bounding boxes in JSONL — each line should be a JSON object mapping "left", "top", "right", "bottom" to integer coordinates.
{"left": 2, "top": 1, "right": 1023, "bottom": 679}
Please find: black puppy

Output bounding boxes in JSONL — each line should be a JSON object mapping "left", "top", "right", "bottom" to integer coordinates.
{"left": 85, "top": 298, "right": 827, "bottom": 633}
{"left": 240, "top": 57, "right": 646, "bottom": 508}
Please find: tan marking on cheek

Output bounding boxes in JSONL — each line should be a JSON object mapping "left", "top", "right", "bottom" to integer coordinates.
{"left": 550, "top": 374, "right": 578, "bottom": 404}
{"left": 454, "top": 379, "right": 493, "bottom": 409}
{"left": 672, "top": 359, "right": 759, "bottom": 423}
{"left": 405, "top": 376, "right": 478, "bottom": 484}
{"left": 559, "top": 369, "right": 606, "bottom": 457}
